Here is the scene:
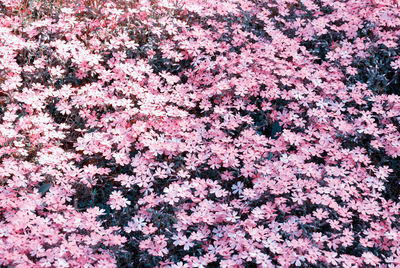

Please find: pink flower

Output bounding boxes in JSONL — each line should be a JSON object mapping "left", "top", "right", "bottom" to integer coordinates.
{"left": 362, "top": 252, "right": 381, "bottom": 266}
{"left": 313, "top": 208, "right": 329, "bottom": 220}
{"left": 108, "top": 190, "right": 131, "bottom": 210}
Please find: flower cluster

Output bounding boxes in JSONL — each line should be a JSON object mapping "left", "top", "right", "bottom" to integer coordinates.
{"left": 1, "top": 0, "right": 400, "bottom": 267}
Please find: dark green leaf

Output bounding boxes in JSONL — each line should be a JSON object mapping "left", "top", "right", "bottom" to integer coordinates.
{"left": 38, "top": 183, "right": 51, "bottom": 195}
{"left": 271, "top": 121, "right": 282, "bottom": 139}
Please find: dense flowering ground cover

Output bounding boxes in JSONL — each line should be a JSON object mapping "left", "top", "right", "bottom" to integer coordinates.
{"left": 1, "top": 0, "right": 400, "bottom": 267}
